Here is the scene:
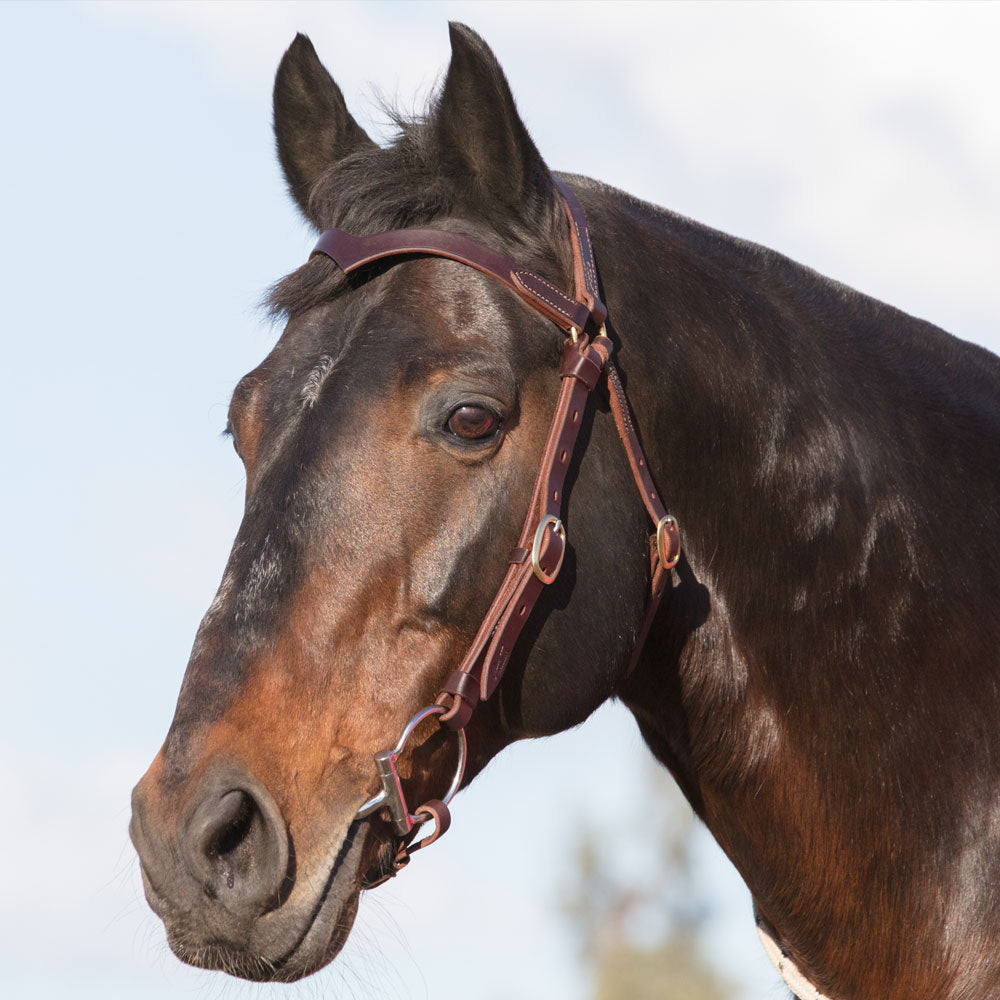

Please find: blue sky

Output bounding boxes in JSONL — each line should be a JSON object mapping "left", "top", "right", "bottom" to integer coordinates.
{"left": 1, "top": 2, "right": 997, "bottom": 998}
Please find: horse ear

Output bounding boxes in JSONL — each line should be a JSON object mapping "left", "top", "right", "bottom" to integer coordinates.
{"left": 273, "top": 34, "right": 375, "bottom": 226}
{"left": 433, "top": 23, "right": 556, "bottom": 220}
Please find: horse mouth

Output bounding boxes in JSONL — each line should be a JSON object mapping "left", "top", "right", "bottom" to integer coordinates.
{"left": 151, "top": 821, "right": 372, "bottom": 983}
{"left": 359, "top": 828, "right": 407, "bottom": 888}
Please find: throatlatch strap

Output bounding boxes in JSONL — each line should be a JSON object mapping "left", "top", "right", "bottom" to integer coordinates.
{"left": 556, "top": 181, "right": 679, "bottom": 676}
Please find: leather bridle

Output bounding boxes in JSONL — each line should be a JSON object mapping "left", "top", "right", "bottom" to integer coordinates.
{"left": 309, "top": 180, "right": 681, "bottom": 885}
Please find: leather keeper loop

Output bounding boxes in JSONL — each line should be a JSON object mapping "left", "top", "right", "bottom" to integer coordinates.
{"left": 409, "top": 799, "right": 451, "bottom": 853}
{"left": 439, "top": 695, "right": 474, "bottom": 732}
{"left": 440, "top": 669, "right": 480, "bottom": 707}
{"left": 590, "top": 334, "right": 614, "bottom": 362}
{"left": 560, "top": 340, "right": 604, "bottom": 390}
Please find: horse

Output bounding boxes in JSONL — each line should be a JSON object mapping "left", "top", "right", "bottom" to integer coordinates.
{"left": 129, "top": 23, "right": 1000, "bottom": 999}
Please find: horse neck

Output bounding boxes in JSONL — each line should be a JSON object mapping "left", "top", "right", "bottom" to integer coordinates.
{"left": 590, "top": 186, "right": 816, "bottom": 787}
{"left": 590, "top": 179, "right": 1000, "bottom": 994}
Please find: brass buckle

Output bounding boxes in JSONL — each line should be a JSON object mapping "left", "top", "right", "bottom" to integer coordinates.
{"left": 568, "top": 322, "right": 605, "bottom": 345}
{"left": 531, "top": 515, "right": 566, "bottom": 584}
{"left": 656, "top": 514, "right": 680, "bottom": 569}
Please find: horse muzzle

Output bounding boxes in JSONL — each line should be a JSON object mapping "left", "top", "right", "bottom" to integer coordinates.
{"left": 129, "top": 758, "right": 366, "bottom": 981}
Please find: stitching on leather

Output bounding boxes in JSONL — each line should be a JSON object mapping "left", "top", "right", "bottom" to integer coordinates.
{"left": 579, "top": 229, "right": 598, "bottom": 297}
{"left": 513, "top": 270, "right": 576, "bottom": 322}
{"left": 610, "top": 366, "right": 639, "bottom": 444}
{"left": 585, "top": 252, "right": 598, "bottom": 297}
{"left": 570, "top": 211, "right": 599, "bottom": 295}
{"left": 517, "top": 270, "right": 568, "bottom": 299}
{"left": 515, "top": 269, "right": 572, "bottom": 304}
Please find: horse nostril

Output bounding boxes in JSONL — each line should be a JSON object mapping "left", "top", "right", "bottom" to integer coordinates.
{"left": 184, "top": 771, "right": 290, "bottom": 919}
{"left": 202, "top": 791, "right": 258, "bottom": 894}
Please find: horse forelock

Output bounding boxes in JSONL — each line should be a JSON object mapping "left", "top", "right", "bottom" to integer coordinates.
{"left": 266, "top": 106, "right": 568, "bottom": 323}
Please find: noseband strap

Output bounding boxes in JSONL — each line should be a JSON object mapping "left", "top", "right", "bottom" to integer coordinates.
{"left": 311, "top": 180, "right": 680, "bottom": 877}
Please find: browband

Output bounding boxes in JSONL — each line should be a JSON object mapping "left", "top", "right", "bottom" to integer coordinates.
{"left": 311, "top": 181, "right": 607, "bottom": 337}
{"left": 312, "top": 226, "right": 605, "bottom": 336}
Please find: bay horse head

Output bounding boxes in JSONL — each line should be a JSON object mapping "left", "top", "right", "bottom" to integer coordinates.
{"left": 130, "top": 25, "right": 667, "bottom": 981}
{"left": 131, "top": 21, "right": 1000, "bottom": 999}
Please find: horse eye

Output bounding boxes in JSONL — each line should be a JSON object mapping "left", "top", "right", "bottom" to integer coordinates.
{"left": 446, "top": 405, "right": 501, "bottom": 440}
{"left": 225, "top": 421, "right": 243, "bottom": 459}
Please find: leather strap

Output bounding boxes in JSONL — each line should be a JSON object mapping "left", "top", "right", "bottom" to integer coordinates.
{"left": 555, "top": 182, "right": 680, "bottom": 672}
{"left": 606, "top": 359, "right": 680, "bottom": 675}
{"left": 428, "top": 188, "right": 677, "bottom": 719}
{"left": 436, "top": 332, "right": 613, "bottom": 729}
{"left": 559, "top": 179, "right": 678, "bottom": 676}
{"left": 554, "top": 179, "right": 606, "bottom": 328}
{"left": 310, "top": 184, "right": 680, "bottom": 837}
{"left": 312, "top": 227, "right": 602, "bottom": 336}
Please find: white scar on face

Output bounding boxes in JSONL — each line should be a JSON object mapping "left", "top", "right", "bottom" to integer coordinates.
{"left": 301, "top": 344, "right": 349, "bottom": 409}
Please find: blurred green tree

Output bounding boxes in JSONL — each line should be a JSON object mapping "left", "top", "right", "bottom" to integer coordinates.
{"left": 562, "top": 761, "right": 733, "bottom": 1000}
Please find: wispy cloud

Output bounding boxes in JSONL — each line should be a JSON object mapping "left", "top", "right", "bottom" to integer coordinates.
{"left": 87, "top": 0, "right": 1000, "bottom": 346}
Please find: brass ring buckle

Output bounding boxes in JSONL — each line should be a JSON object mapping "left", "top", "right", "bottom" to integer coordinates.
{"left": 656, "top": 514, "right": 681, "bottom": 569}
{"left": 531, "top": 515, "right": 566, "bottom": 584}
